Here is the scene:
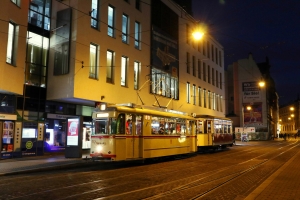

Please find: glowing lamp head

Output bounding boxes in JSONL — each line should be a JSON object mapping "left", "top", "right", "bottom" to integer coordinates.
{"left": 192, "top": 31, "right": 204, "bottom": 40}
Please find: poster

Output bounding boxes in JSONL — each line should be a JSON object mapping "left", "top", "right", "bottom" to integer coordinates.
{"left": 2, "top": 121, "right": 14, "bottom": 145}
{"left": 243, "top": 103, "right": 263, "bottom": 125}
{"left": 67, "top": 118, "right": 79, "bottom": 146}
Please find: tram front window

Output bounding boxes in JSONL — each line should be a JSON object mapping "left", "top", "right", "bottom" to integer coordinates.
{"left": 95, "top": 120, "right": 107, "bottom": 134}
{"left": 94, "top": 118, "right": 117, "bottom": 135}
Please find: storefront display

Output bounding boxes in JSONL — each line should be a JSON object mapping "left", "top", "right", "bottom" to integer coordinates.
{"left": 2, "top": 121, "right": 14, "bottom": 152}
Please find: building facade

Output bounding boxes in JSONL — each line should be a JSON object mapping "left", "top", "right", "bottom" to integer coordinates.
{"left": 0, "top": 0, "right": 226, "bottom": 158}
{"left": 279, "top": 99, "right": 300, "bottom": 137}
{"left": 226, "top": 53, "right": 279, "bottom": 140}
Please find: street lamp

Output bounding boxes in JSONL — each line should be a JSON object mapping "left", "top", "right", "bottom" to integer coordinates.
{"left": 192, "top": 22, "right": 207, "bottom": 41}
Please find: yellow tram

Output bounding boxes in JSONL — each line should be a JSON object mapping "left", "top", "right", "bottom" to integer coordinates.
{"left": 90, "top": 103, "right": 197, "bottom": 161}
{"left": 196, "top": 115, "right": 233, "bottom": 150}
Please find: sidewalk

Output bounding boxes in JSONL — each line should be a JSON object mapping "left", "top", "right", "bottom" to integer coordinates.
{"left": 0, "top": 152, "right": 94, "bottom": 176}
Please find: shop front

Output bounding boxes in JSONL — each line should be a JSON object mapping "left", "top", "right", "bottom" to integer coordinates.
{"left": 0, "top": 114, "right": 18, "bottom": 159}
{"left": 44, "top": 114, "right": 92, "bottom": 153}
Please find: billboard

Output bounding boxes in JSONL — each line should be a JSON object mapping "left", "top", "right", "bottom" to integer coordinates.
{"left": 243, "top": 102, "right": 263, "bottom": 125}
{"left": 67, "top": 118, "right": 79, "bottom": 146}
{"left": 242, "top": 82, "right": 263, "bottom": 101}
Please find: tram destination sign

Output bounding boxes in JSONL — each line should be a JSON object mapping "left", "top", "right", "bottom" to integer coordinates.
{"left": 242, "top": 82, "right": 262, "bottom": 101}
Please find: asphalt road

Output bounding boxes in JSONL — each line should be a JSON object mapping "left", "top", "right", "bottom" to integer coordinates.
{"left": 0, "top": 140, "right": 299, "bottom": 200}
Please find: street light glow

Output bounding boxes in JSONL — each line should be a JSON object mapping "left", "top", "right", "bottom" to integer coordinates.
{"left": 192, "top": 22, "right": 207, "bottom": 41}
{"left": 258, "top": 81, "right": 265, "bottom": 87}
{"left": 192, "top": 31, "right": 204, "bottom": 40}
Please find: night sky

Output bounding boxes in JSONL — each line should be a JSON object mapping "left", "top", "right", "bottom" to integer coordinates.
{"left": 192, "top": 0, "right": 300, "bottom": 106}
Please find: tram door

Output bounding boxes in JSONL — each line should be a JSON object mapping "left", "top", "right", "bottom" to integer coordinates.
{"left": 126, "top": 115, "right": 141, "bottom": 159}
{"left": 205, "top": 120, "right": 213, "bottom": 146}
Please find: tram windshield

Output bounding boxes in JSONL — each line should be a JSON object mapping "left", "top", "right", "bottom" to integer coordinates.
{"left": 94, "top": 118, "right": 117, "bottom": 135}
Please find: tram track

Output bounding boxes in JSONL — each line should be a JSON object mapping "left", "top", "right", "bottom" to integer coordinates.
{"left": 1, "top": 141, "right": 298, "bottom": 200}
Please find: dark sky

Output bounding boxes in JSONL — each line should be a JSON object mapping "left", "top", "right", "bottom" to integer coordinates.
{"left": 192, "top": 0, "right": 300, "bottom": 106}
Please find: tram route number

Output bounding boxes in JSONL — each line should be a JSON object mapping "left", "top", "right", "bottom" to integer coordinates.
{"left": 244, "top": 91, "right": 259, "bottom": 96}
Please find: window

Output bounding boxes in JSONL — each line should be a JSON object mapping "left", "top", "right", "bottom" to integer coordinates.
{"left": 108, "top": 6, "right": 115, "bottom": 37}
{"left": 193, "top": 84, "right": 196, "bottom": 105}
{"left": 198, "top": 40, "right": 201, "bottom": 52}
{"left": 106, "top": 50, "right": 114, "bottom": 83}
{"left": 220, "top": 72, "right": 222, "bottom": 89}
{"left": 211, "top": 44, "right": 214, "bottom": 61}
{"left": 11, "top": 0, "right": 20, "bottom": 6}
{"left": 198, "top": 59, "right": 201, "bottom": 79}
{"left": 134, "top": 22, "right": 141, "bottom": 49}
{"left": 122, "top": 14, "right": 129, "bottom": 43}
{"left": 219, "top": 51, "right": 222, "bottom": 67}
{"left": 186, "top": 83, "right": 190, "bottom": 103}
{"left": 134, "top": 61, "right": 140, "bottom": 90}
{"left": 207, "top": 41, "right": 210, "bottom": 58}
{"left": 29, "top": 0, "right": 51, "bottom": 30}
{"left": 121, "top": 56, "right": 128, "bottom": 86}
{"left": 186, "top": 52, "right": 190, "bottom": 73}
{"left": 203, "top": 89, "right": 207, "bottom": 108}
{"left": 136, "top": 0, "right": 141, "bottom": 10}
{"left": 198, "top": 87, "right": 202, "bottom": 107}
{"left": 216, "top": 70, "right": 219, "bottom": 88}
{"left": 213, "top": 92, "right": 216, "bottom": 110}
{"left": 215, "top": 48, "right": 218, "bottom": 64}
{"left": 216, "top": 94, "right": 219, "bottom": 111}
{"left": 25, "top": 32, "right": 49, "bottom": 87}
{"left": 186, "top": 24, "right": 190, "bottom": 44}
{"left": 91, "top": 0, "right": 99, "bottom": 29}
{"left": 151, "top": 68, "right": 178, "bottom": 100}
{"left": 6, "top": 22, "right": 18, "bottom": 65}
{"left": 192, "top": 56, "right": 196, "bottom": 76}
{"left": 90, "top": 43, "right": 98, "bottom": 79}
{"left": 208, "top": 65, "right": 211, "bottom": 84}
{"left": 203, "top": 62, "right": 206, "bottom": 81}
{"left": 208, "top": 91, "right": 211, "bottom": 109}
{"left": 212, "top": 68, "right": 215, "bottom": 86}
{"left": 220, "top": 96, "right": 223, "bottom": 112}
{"left": 202, "top": 40, "right": 206, "bottom": 56}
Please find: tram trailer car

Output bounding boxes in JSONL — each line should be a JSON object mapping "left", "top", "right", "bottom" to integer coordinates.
{"left": 90, "top": 104, "right": 234, "bottom": 161}
{"left": 195, "top": 116, "right": 234, "bottom": 151}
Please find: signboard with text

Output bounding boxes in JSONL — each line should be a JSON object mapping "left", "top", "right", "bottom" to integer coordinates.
{"left": 242, "top": 82, "right": 262, "bottom": 101}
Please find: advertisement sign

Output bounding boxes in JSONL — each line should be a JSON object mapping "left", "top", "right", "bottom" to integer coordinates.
{"left": 242, "top": 82, "right": 262, "bottom": 101}
{"left": 65, "top": 117, "right": 82, "bottom": 158}
{"left": 22, "top": 128, "right": 36, "bottom": 138}
{"left": 243, "top": 103, "right": 263, "bottom": 125}
{"left": 67, "top": 118, "right": 79, "bottom": 146}
{"left": 2, "top": 121, "right": 14, "bottom": 147}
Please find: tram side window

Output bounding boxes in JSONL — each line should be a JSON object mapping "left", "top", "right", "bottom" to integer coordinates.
{"left": 168, "top": 121, "right": 176, "bottom": 134}
{"left": 176, "top": 120, "right": 186, "bottom": 135}
{"left": 197, "top": 121, "right": 203, "bottom": 134}
{"left": 116, "top": 114, "right": 125, "bottom": 134}
{"left": 95, "top": 120, "right": 107, "bottom": 134}
{"left": 186, "top": 120, "right": 192, "bottom": 135}
{"left": 136, "top": 115, "right": 142, "bottom": 135}
{"left": 151, "top": 116, "right": 160, "bottom": 134}
{"left": 125, "top": 114, "right": 132, "bottom": 134}
{"left": 109, "top": 118, "right": 117, "bottom": 134}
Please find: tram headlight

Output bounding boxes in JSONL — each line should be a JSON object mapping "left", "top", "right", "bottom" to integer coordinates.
{"left": 96, "top": 145, "right": 103, "bottom": 152}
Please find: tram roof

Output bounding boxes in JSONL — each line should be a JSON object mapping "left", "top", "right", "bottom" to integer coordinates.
{"left": 96, "top": 104, "right": 195, "bottom": 119}
{"left": 195, "top": 115, "right": 232, "bottom": 121}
